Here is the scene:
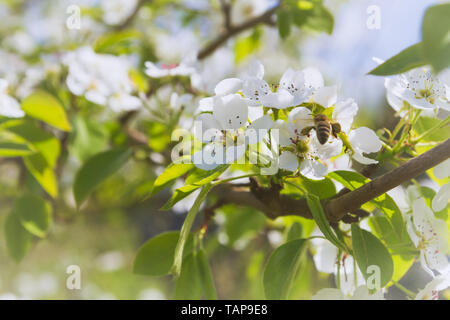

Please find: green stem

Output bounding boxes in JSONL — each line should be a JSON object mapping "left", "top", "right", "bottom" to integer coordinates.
{"left": 392, "top": 281, "right": 416, "bottom": 299}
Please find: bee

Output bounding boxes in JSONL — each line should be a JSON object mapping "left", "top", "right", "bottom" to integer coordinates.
{"left": 301, "top": 114, "right": 341, "bottom": 145}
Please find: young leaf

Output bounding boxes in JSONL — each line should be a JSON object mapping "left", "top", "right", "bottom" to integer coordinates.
{"left": 368, "top": 43, "right": 426, "bottom": 76}
{"left": 133, "top": 231, "right": 193, "bottom": 276}
{"left": 277, "top": 9, "right": 292, "bottom": 39}
{"left": 285, "top": 222, "right": 303, "bottom": 242}
{"left": 171, "top": 184, "right": 212, "bottom": 276}
{"left": 4, "top": 212, "right": 32, "bottom": 262}
{"left": 24, "top": 154, "right": 58, "bottom": 198}
{"left": 161, "top": 165, "right": 228, "bottom": 211}
{"left": 70, "top": 115, "right": 108, "bottom": 162}
{"left": 0, "top": 131, "right": 35, "bottom": 157}
{"left": 306, "top": 194, "right": 348, "bottom": 252}
{"left": 21, "top": 91, "right": 71, "bottom": 131}
{"left": 263, "top": 239, "right": 307, "bottom": 299}
{"left": 174, "top": 252, "right": 202, "bottom": 300}
{"left": 14, "top": 194, "right": 52, "bottom": 238}
{"left": 197, "top": 249, "right": 218, "bottom": 300}
{"left": 73, "top": 148, "right": 132, "bottom": 207}
{"left": 151, "top": 162, "right": 194, "bottom": 196}
{"left": 351, "top": 224, "right": 394, "bottom": 288}
{"left": 422, "top": 3, "right": 450, "bottom": 73}
{"left": 305, "top": 4, "right": 334, "bottom": 34}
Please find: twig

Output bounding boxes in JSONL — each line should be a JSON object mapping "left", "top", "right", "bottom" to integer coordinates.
{"left": 197, "top": 3, "right": 280, "bottom": 60}
{"left": 212, "top": 139, "right": 450, "bottom": 223}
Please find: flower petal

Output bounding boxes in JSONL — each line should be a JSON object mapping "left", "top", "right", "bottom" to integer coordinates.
{"left": 213, "top": 94, "right": 248, "bottom": 129}
{"left": 279, "top": 151, "right": 298, "bottom": 172}
{"left": 214, "top": 78, "right": 243, "bottom": 96}
{"left": 432, "top": 183, "right": 450, "bottom": 212}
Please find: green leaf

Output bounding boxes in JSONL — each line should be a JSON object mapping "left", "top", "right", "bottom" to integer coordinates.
{"left": 263, "top": 239, "right": 307, "bottom": 299}
{"left": 161, "top": 165, "right": 228, "bottom": 211}
{"left": 422, "top": 3, "right": 450, "bottom": 73}
{"left": 4, "top": 212, "right": 32, "bottom": 262}
{"left": 329, "top": 170, "right": 404, "bottom": 236}
{"left": 174, "top": 252, "right": 202, "bottom": 300}
{"left": 151, "top": 162, "right": 194, "bottom": 196}
{"left": 133, "top": 231, "right": 193, "bottom": 276}
{"left": 223, "top": 205, "right": 267, "bottom": 246}
{"left": 4, "top": 119, "right": 60, "bottom": 167}
{"left": 94, "top": 29, "right": 141, "bottom": 54}
{"left": 306, "top": 194, "right": 348, "bottom": 252}
{"left": 14, "top": 194, "right": 52, "bottom": 238}
{"left": 4, "top": 120, "right": 60, "bottom": 196}
{"left": 197, "top": 249, "right": 218, "bottom": 300}
{"left": 24, "top": 154, "right": 58, "bottom": 198}
{"left": 277, "top": 9, "right": 292, "bottom": 39}
{"left": 0, "top": 130, "right": 36, "bottom": 157}
{"left": 285, "top": 222, "right": 303, "bottom": 242}
{"left": 73, "top": 148, "right": 132, "bottom": 207}
{"left": 351, "top": 224, "right": 394, "bottom": 288}
{"left": 70, "top": 115, "right": 108, "bottom": 162}
{"left": 171, "top": 184, "right": 212, "bottom": 276}
{"left": 297, "top": 176, "right": 336, "bottom": 199}
{"left": 368, "top": 43, "right": 426, "bottom": 76}
{"left": 304, "top": 4, "right": 334, "bottom": 34}
{"left": 413, "top": 116, "right": 450, "bottom": 142}
{"left": 21, "top": 91, "right": 71, "bottom": 131}
{"left": 234, "top": 27, "right": 262, "bottom": 63}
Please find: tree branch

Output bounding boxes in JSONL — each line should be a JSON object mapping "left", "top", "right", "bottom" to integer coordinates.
{"left": 213, "top": 138, "right": 450, "bottom": 223}
{"left": 114, "top": 0, "right": 149, "bottom": 31}
{"left": 197, "top": 3, "right": 280, "bottom": 60}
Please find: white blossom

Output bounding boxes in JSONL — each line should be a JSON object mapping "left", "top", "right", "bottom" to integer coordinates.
{"left": 385, "top": 68, "right": 450, "bottom": 112}
{"left": 312, "top": 285, "right": 384, "bottom": 300}
{"left": 0, "top": 79, "right": 25, "bottom": 118}
{"left": 101, "top": 0, "right": 139, "bottom": 26}
{"left": 406, "top": 198, "right": 449, "bottom": 277}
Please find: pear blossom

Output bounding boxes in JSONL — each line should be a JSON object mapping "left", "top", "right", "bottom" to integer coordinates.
{"left": 192, "top": 94, "right": 273, "bottom": 170}
{"left": 312, "top": 285, "right": 384, "bottom": 300}
{"left": 64, "top": 47, "right": 142, "bottom": 112}
{"left": 311, "top": 234, "right": 365, "bottom": 296}
{"left": 432, "top": 159, "right": 450, "bottom": 212}
{"left": 101, "top": 0, "right": 139, "bottom": 26}
{"left": 144, "top": 60, "right": 196, "bottom": 78}
{"left": 231, "top": 0, "right": 274, "bottom": 25}
{"left": 385, "top": 67, "right": 450, "bottom": 112}
{"left": 0, "top": 79, "right": 25, "bottom": 118}
{"left": 406, "top": 198, "right": 450, "bottom": 277}
{"left": 216, "top": 60, "right": 324, "bottom": 109}
{"left": 415, "top": 274, "right": 450, "bottom": 300}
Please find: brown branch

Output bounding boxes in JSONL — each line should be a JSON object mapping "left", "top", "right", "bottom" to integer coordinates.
{"left": 114, "top": 0, "right": 149, "bottom": 31}
{"left": 212, "top": 138, "right": 450, "bottom": 223}
{"left": 197, "top": 3, "right": 280, "bottom": 60}
{"left": 219, "top": 0, "right": 232, "bottom": 31}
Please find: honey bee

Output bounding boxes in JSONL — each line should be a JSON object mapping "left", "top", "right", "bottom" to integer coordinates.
{"left": 301, "top": 114, "right": 341, "bottom": 145}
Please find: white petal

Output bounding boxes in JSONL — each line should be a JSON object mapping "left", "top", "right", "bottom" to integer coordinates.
{"left": 279, "top": 152, "right": 298, "bottom": 172}
{"left": 332, "top": 98, "right": 358, "bottom": 133}
{"left": 406, "top": 215, "right": 420, "bottom": 248}
{"left": 0, "top": 94, "right": 25, "bottom": 118}
{"left": 213, "top": 94, "right": 248, "bottom": 129}
{"left": 300, "top": 158, "right": 327, "bottom": 180}
{"left": 247, "top": 60, "right": 264, "bottom": 79}
{"left": 351, "top": 152, "right": 378, "bottom": 165}
{"left": 348, "top": 127, "right": 382, "bottom": 153}
{"left": 195, "top": 113, "right": 222, "bottom": 142}
{"left": 288, "top": 107, "right": 314, "bottom": 131}
{"left": 242, "top": 78, "right": 270, "bottom": 106}
{"left": 434, "top": 158, "right": 450, "bottom": 179}
{"left": 302, "top": 67, "right": 324, "bottom": 89}
{"left": 198, "top": 97, "right": 214, "bottom": 112}
{"left": 262, "top": 89, "right": 294, "bottom": 109}
{"left": 310, "top": 86, "right": 337, "bottom": 108}
{"left": 214, "top": 78, "right": 243, "bottom": 96}
{"left": 192, "top": 143, "right": 224, "bottom": 171}
{"left": 432, "top": 183, "right": 450, "bottom": 212}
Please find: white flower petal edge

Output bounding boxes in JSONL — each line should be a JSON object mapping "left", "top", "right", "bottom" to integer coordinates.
{"left": 348, "top": 127, "right": 382, "bottom": 164}
{"left": 0, "top": 79, "right": 25, "bottom": 118}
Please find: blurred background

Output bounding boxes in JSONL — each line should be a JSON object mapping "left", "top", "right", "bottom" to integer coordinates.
{"left": 0, "top": 0, "right": 447, "bottom": 299}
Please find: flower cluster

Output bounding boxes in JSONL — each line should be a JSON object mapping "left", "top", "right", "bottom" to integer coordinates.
{"left": 189, "top": 61, "right": 382, "bottom": 179}
{"left": 64, "top": 47, "right": 142, "bottom": 113}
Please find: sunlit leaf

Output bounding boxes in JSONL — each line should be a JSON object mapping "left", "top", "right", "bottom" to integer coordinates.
{"left": 351, "top": 224, "right": 394, "bottom": 288}
{"left": 133, "top": 231, "right": 193, "bottom": 276}
{"left": 14, "top": 194, "right": 52, "bottom": 238}
{"left": 263, "top": 239, "right": 307, "bottom": 299}
{"left": 73, "top": 148, "right": 132, "bottom": 207}
{"left": 21, "top": 91, "right": 71, "bottom": 131}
